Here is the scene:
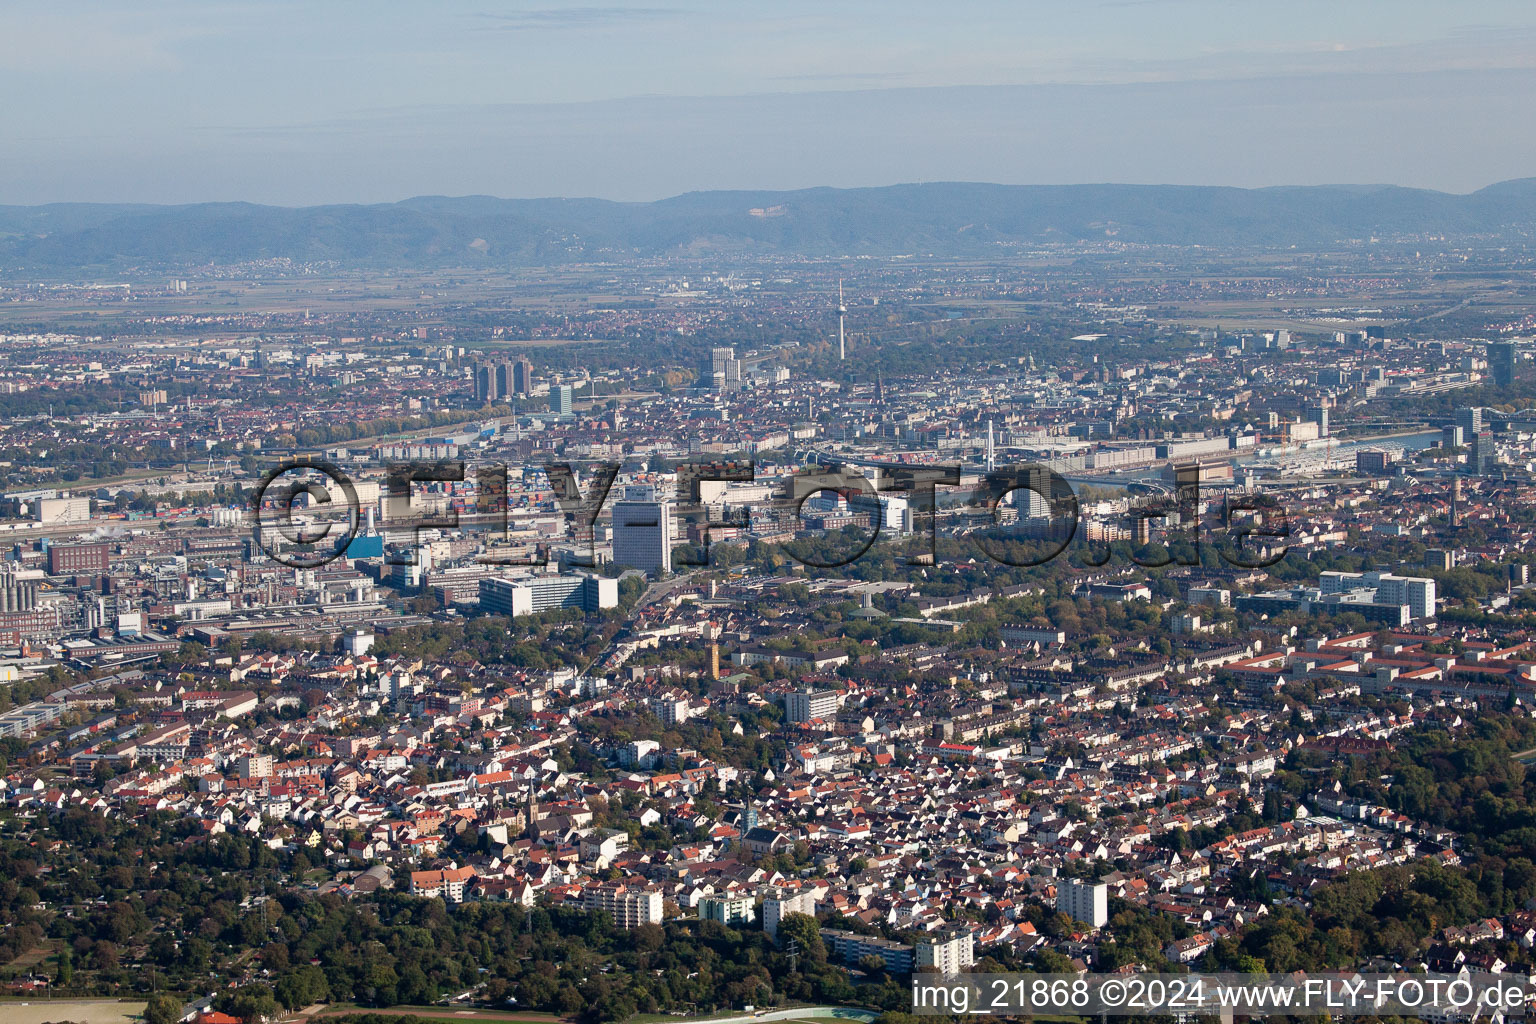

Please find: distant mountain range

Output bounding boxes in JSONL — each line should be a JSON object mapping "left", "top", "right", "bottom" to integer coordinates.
{"left": 3, "top": 179, "right": 1535, "bottom": 272}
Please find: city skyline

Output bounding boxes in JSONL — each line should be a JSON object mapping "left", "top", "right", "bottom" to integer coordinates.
{"left": 5, "top": 7, "right": 1536, "bottom": 1024}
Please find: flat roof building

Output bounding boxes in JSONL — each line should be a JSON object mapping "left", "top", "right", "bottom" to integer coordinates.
{"left": 479, "top": 573, "right": 619, "bottom": 618}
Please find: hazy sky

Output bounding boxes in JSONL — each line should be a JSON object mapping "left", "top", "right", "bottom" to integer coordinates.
{"left": 5, "top": 1, "right": 1536, "bottom": 205}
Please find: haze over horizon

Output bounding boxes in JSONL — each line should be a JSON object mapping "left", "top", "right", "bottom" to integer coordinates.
{"left": 7, "top": 171, "right": 1536, "bottom": 212}
{"left": 6, "top": 0, "right": 1536, "bottom": 206}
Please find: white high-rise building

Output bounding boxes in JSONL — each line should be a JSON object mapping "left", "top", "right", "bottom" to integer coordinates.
{"left": 916, "top": 931, "right": 975, "bottom": 975}
{"left": 479, "top": 574, "right": 618, "bottom": 617}
{"left": 612, "top": 499, "right": 673, "bottom": 575}
{"left": 1319, "top": 571, "right": 1437, "bottom": 621}
{"left": 699, "top": 893, "right": 756, "bottom": 926}
{"left": 648, "top": 693, "right": 691, "bottom": 726}
{"left": 582, "top": 884, "right": 662, "bottom": 928}
{"left": 710, "top": 347, "right": 736, "bottom": 389}
{"left": 1009, "top": 486, "right": 1049, "bottom": 520}
{"left": 762, "top": 888, "right": 818, "bottom": 939}
{"left": 237, "top": 754, "right": 274, "bottom": 779}
{"left": 343, "top": 630, "right": 375, "bottom": 656}
{"left": 1056, "top": 878, "right": 1108, "bottom": 928}
{"left": 785, "top": 687, "right": 839, "bottom": 724}
{"left": 1373, "top": 575, "right": 1438, "bottom": 621}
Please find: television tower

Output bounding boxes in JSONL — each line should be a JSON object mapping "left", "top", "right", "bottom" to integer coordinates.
{"left": 837, "top": 279, "right": 847, "bottom": 360}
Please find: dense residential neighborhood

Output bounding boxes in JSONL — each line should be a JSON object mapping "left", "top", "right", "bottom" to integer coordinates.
{"left": 3, "top": 247, "right": 1536, "bottom": 1024}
